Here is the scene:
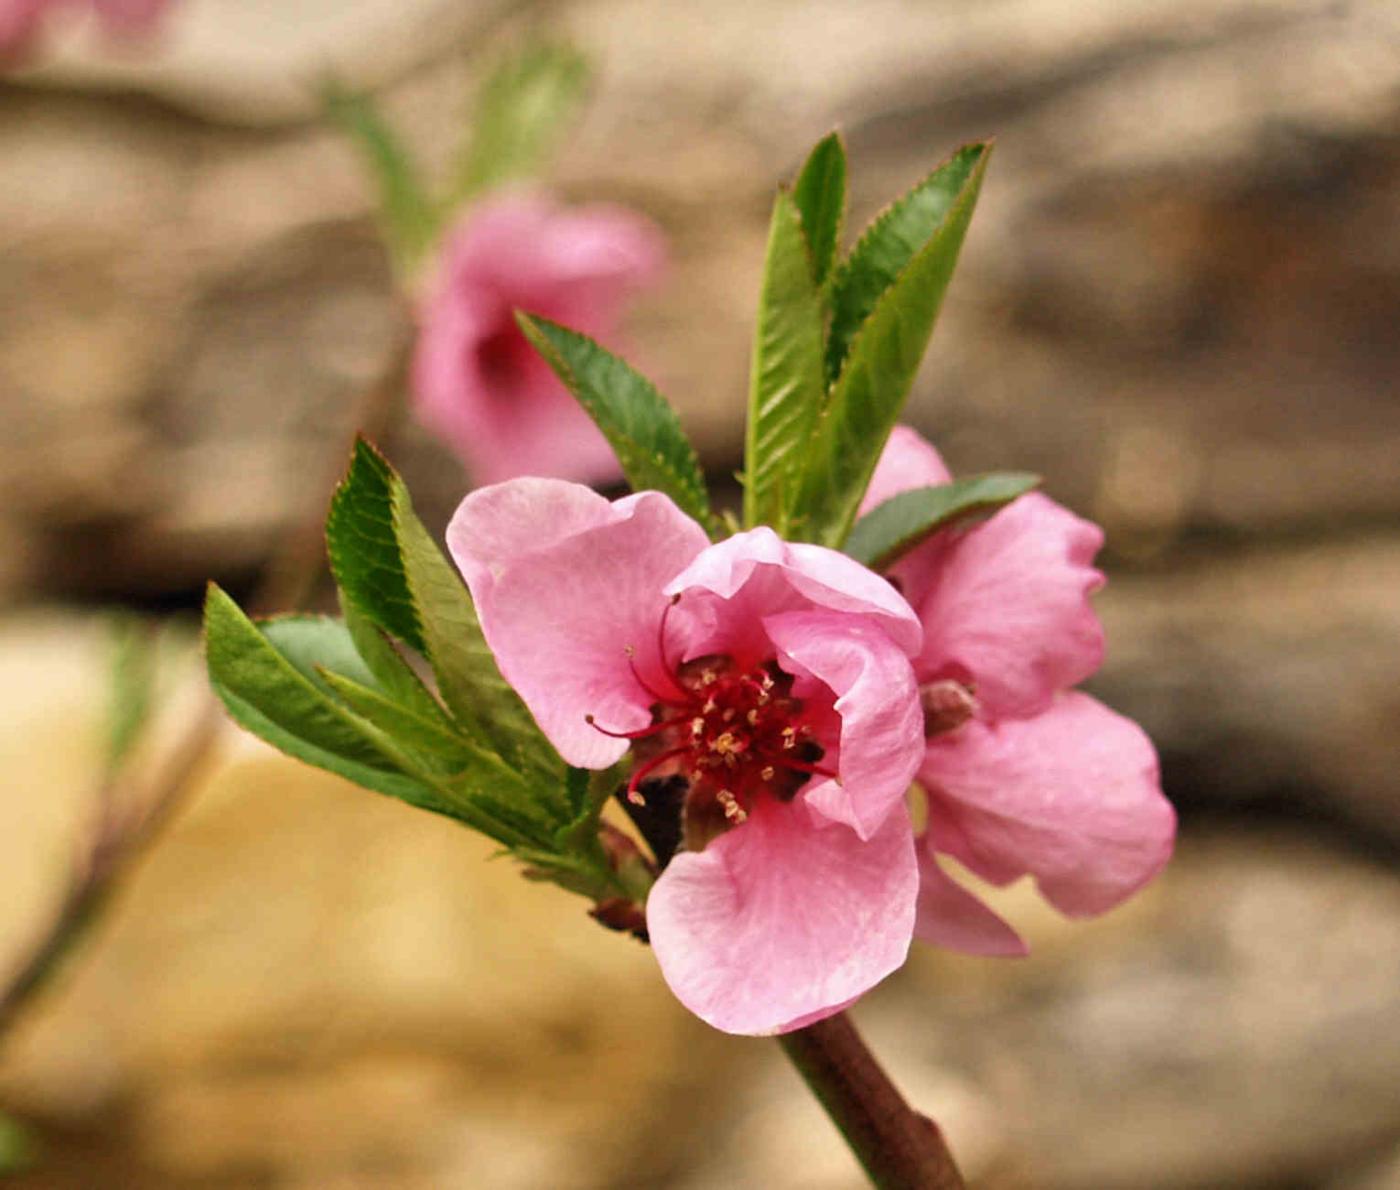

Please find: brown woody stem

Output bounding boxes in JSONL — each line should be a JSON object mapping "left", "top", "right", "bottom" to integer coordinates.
{"left": 778, "top": 1011, "right": 966, "bottom": 1190}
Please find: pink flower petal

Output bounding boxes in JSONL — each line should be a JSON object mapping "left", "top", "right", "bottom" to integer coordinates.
{"left": 859, "top": 424, "right": 953, "bottom": 515}
{"left": 665, "top": 526, "right": 921, "bottom": 662}
{"left": 914, "top": 848, "right": 1027, "bottom": 956}
{"left": 411, "top": 194, "right": 665, "bottom": 486}
{"left": 922, "top": 691, "right": 1176, "bottom": 917}
{"left": 0, "top": 0, "right": 47, "bottom": 57}
{"left": 446, "top": 480, "right": 709, "bottom": 768}
{"left": 764, "top": 610, "right": 923, "bottom": 840}
{"left": 914, "top": 492, "right": 1106, "bottom": 719}
{"left": 92, "top": 0, "right": 170, "bottom": 37}
{"left": 647, "top": 798, "right": 918, "bottom": 1035}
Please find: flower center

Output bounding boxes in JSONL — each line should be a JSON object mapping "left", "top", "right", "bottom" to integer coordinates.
{"left": 587, "top": 604, "right": 833, "bottom": 834}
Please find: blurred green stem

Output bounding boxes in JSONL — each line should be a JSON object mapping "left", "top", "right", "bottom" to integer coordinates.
{"left": 0, "top": 319, "right": 414, "bottom": 1039}
{"left": 778, "top": 1012, "right": 966, "bottom": 1190}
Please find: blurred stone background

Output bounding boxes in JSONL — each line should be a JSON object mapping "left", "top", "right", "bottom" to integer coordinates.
{"left": 2, "top": 0, "right": 1399, "bottom": 1186}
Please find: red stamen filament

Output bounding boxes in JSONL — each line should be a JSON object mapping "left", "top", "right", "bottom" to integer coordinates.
{"left": 586, "top": 713, "right": 689, "bottom": 741}
{"left": 625, "top": 745, "right": 690, "bottom": 804}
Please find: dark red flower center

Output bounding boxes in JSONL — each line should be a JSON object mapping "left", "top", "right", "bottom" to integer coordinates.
{"left": 588, "top": 604, "right": 833, "bottom": 838}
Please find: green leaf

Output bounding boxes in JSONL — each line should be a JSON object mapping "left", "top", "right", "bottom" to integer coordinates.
{"left": 342, "top": 597, "right": 459, "bottom": 732}
{"left": 259, "top": 615, "right": 378, "bottom": 696}
{"left": 516, "top": 315, "right": 719, "bottom": 535}
{"left": 843, "top": 473, "right": 1040, "bottom": 569}
{"left": 825, "top": 143, "right": 989, "bottom": 384}
{"left": 317, "top": 668, "right": 473, "bottom": 766}
{"left": 789, "top": 143, "right": 992, "bottom": 546}
{"left": 205, "top": 585, "right": 440, "bottom": 806}
{"left": 792, "top": 131, "right": 847, "bottom": 288}
{"left": 323, "top": 79, "right": 439, "bottom": 272}
{"left": 742, "top": 189, "right": 829, "bottom": 531}
{"left": 326, "top": 438, "right": 424, "bottom": 654}
{"left": 452, "top": 41, "right": 590, "bottom": 202}
{"left": 205, "top": 585, "right": 547, "bottom": 844}
{"left": 390, "top": 489, "right": 563, "bottom": 792}
{"left": 105, "top": 614, "right": 157, "bottom": 773}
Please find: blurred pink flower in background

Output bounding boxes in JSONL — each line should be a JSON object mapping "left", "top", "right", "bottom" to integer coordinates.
{"left": 862, "top": 427, "right": 1177, "bottom": 957}
{"left": 0, "top": 0, "right": 170, "bottom": 60}
{"left": 412, "top": 195, "right": 666, "bottom": 486}
{"left": 448, "top": 479, "right": 925, "bottom": 1035}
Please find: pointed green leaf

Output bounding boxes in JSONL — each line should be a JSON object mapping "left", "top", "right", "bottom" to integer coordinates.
{"left": 452, "top": 42, "right": 590, "bottom": 202}
{"left": 317, "top": 668, "right": 473, "bottom": 766}
{"left": 825, "top": 143, "right": 989, "bottom": 383}
{"left": 790, "top": 144, "right": 992, "bottom": 546}
{"left": 792, "top": 131, "right": 847, "bottom": 287}
{"left": 326, "top": 438, "right": 424, "bottom": 653}
{"left": 205, "top": 585, "right": 437, "bottom": 803}
{"left": 260, "top": 614, "right": 378, "bottom": 696}
{"left": 742, "top": 189, "right": 828, "bottom": 531}
{"left": 843, "top": 473, "right": 1040, "bottom": 570}
{"left": 323, "top": 79, "right": 439, "bottom": 272}
{"left": 389, "top": 480, "right": 566, "bottom": 795}
{"left": 341, "top": 597, "right": 459, "bottom": 732}
{"left": 516, "top": 314, "right": 718, "bottom": 534}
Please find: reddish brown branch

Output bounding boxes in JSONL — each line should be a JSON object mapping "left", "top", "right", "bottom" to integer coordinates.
{"left": 778, "top": 1011, "right": 966, "bottom": 1190}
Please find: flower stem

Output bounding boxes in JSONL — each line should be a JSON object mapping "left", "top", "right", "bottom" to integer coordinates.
{"left": 777, "top": 1011, "right": 966, "bottom": 1190}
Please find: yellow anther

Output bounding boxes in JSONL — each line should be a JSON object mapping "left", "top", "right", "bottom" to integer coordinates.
{"left": 760, "top": 765, "right": 775, "bottom": 781}
{"left": 713, "top": 731, "right": 739, "bottom": 755}
{"left": 781, "top": 726, "right": 797, "bottom": 749}
{"left": 746, "top": 709, "right": 759, "bottom": 725}
{"left": 717, "top": 790, "right": 747, "bottom": 824}
{"left": 691, "top": 717, "right": 705, "bottom": 736}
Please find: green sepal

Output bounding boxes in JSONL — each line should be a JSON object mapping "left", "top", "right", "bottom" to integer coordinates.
{"left": 789, "top": 143, "right": 992, "bottom": 546}
{"left": 843, "top": 473, "right": 1040, "bottom": 570}
{"left": 516, "top": 314, "right": 720, "bottom": 536}
{"left": 742, "top": 188, "right": 828, "bottom": 531}
{"left": 792, "top": 130, "right": 847, "bottom": 288}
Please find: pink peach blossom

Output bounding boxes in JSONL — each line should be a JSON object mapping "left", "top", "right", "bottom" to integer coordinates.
{"left": 862, "top": 427, "right": 1177, "bottom": 956}
{"left": 448, "top": 479, "right": 927, "bottom": 1034}
{"left": 1, "top": 0, "right": 169, "bottom": 60}
{"left": 412, "top": 195, "right": 665, "bottom": 486}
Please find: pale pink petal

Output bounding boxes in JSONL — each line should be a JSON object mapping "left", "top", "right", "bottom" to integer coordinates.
{"left": 0, "top": 0, "right": 47, "bottom": 57}
{"left": 914, "top": 848, "right": 1027, "bottom": 956}
{"left": 764, "top": 611, "right": 923, "bottom": 840}
{"left": 647, "top": 798, "right": 918, "bottom": 1035}
{"left": 446, "top": 481, "right": 709, "bottom": 768}
{"left": 411, "top": 194, "right": 664, "bottom": 485}
{"left": 913, "top": 493, "right": 1105, "bottom": 719}
{"left": 664, "top": 526, "right": 921, "bottom": 662}
{"left": 858, "top": 425, "right": 953, "bottom": 515}
{"left": 92, "top": 0, "right": 170, "bottom": 37}
{"left": 922, "top": 691, "right": 1176, "bottom": 917}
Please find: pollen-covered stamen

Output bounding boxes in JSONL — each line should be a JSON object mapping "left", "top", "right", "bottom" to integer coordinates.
{"left": 591, "top": 647, "right": 831, "bottom": 832}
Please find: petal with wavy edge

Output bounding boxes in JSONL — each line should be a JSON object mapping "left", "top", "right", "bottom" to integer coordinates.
{"left": 665, "top": 526, "right": 920, "bottom": 663}
{"left": 764, "top": 611, "right": 923, "bottom": 840}
{"left": 922, "top": 692, "right": 1176, "bottom": 917}
{"left": 914, "top": 493, "right": 1105, "bottom": 719}
{"left": 648, "top": 798, "right": 918, "bottom": 1035}
{"left": 446, "top": 480, "right": 709, "bottom": 768}
{"left": 914, "top": 848, "right": 1027, "bottom": 956}
{"left": 859, "top": 424, "right": 953, "bottom": 515}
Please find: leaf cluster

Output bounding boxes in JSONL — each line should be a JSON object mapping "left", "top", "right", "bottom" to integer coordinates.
{"left": 204, "top": 440, "right": 628, "bottom": 904}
